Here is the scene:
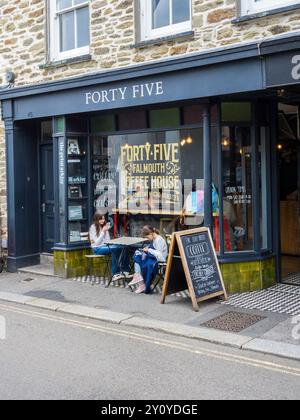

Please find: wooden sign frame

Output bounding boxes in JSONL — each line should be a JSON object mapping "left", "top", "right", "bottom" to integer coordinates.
{"left": 161, "top": 228, "right": 228, "bottom": 312}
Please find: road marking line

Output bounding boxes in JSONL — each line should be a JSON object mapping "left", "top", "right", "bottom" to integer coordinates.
{"left": 0, "top": 302, "right": 300, "bottom": 377}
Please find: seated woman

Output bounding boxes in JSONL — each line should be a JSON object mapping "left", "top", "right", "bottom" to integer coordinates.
{"left": 89, "top": 213, "right": 129, "bottom": 281}
{"left": 128, "top": 226, "right": 168, "bottom": 294}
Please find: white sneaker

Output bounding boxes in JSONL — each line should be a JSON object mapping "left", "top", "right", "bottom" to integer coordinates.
{"left": 111, "top": 273, "right": 124, "bottom": 282}
{"left": 128, "top": 273, "right": 144, "bottom": 287}
{"left": 135, "top": 283, "right": 146, "bottom": 294}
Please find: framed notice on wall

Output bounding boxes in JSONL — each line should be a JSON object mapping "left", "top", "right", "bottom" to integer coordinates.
{"left": 161, "top": 228, "right": 227, "bottom": 312}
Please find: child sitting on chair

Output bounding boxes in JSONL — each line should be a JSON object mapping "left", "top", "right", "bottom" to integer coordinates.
{"left": 128, "top": 226, "right": 168, "bottom": 294}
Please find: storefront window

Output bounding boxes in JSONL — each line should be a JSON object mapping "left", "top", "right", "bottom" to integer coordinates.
{"left": 149, "top": 108, "right": 181, "bottom": 128}
{"left": 92, "top": 135, "right": 118, "bottom": 221}
{"left": 67, "top": 136, "right": 89, "bottom": 243}
{"left": 184, "top": 104, "right": 218, "bottom": 126}
{"left": 222, "top": 126, "right": 253, "bottom": 252}
{"left": 53, "top": 103, "right": 272, "bottom": 256}
{"left": 222, "top": 103, "right": 251, "bottom": 123}
{"left": 92, "top": 129, "right": 205, "bottom": 238}
{"left": 55, "top": 117, "right": 65, "bottom": 134}
{"left": 118, "top": 110, "right": 148, "bottom": 131}
{"left": 41, "top": 120, "right": 53, "bottom": 143}
{"left": 91, "top": 115, "right": 116, "bottom": 133}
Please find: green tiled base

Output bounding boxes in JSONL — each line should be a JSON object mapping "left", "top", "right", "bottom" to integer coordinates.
{"left": 220, "top": 257, "right": 276, "bottom": 294}
{"left": 55, "top": 249, "right": 277, "bottom": 293}
{"left": 54, "top": 248, "right": 112, "bottom": 279}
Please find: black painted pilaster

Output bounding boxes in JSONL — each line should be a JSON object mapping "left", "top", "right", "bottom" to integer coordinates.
{"left": 4, "top": 103, "right": 40, "bottom": 272}
{"left": 203, "top": 104, "right": 213, "bottom": 232}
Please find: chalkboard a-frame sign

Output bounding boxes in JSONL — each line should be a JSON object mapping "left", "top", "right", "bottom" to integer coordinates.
{"left": 161, "top": 228, "right": 228, "bottom": 312}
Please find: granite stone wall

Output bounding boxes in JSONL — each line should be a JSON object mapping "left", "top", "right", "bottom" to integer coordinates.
{"left": 0, "top": 0, "right": 299, "bottom": 242}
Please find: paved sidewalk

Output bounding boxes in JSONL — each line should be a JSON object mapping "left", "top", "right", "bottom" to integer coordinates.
{"left": 0, "top": 271, "right": 299, "bottom": 361}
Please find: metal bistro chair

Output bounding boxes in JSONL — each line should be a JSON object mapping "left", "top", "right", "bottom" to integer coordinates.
{"left": 151, "top": 230, "right": 171, "bottom": 293}
{"left": 151, "top": 261, "right": 167, "bottom": 293}
{"left": 84, "top": 232, "right": 111, "bottom": 281}
{"left": 85, "top": 254, "right": 111, "bottom": 280}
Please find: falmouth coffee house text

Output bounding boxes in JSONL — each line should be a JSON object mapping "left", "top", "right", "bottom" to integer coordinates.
{"left": 119, "top": 141, "right": 182, "bottom": 213}
{"left": 121, "top": 142, "right": 180, "bottom": 190}
{"left": 85, "top": 81, "right": 164, "bottom": 105}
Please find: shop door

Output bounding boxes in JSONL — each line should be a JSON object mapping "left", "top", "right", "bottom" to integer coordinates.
{"left": 40, "top": 145, "right": 55, "bottom": 253}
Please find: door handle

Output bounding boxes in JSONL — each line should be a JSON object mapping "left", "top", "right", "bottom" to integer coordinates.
{"left": 41, "top": 203, "right": 46, "bottom": 213}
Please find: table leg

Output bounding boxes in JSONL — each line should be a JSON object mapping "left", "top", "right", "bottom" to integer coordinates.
{"left": 105, "top": 245, "right": 127, "bottom": 288}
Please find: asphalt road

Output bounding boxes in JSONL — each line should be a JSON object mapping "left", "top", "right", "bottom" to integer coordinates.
{"left": 0, "top": 301, "right": 299, "bottom": 400}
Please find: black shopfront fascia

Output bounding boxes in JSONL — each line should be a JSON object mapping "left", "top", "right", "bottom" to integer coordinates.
{"left": 2, "top": 33, "right": 300, "bottom": 271}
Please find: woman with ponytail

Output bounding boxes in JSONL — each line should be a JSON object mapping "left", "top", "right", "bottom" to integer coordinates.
{"left": 128, "top": 226, "right": 168, "bottom": 294}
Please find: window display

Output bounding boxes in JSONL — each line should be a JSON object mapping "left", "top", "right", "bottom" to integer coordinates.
{"left": 222, "top": 126, "right": 253, "bottom": 252}
{"left": 92, "top": 129, "right": 205, "bottom": 237}
{"left": 67, "top": 136, "right": 89, "bottom": 243}
{"left": 56, "top": 104, "right": 270, "bottom": 256}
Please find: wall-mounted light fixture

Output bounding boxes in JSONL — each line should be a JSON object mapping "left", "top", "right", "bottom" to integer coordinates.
{"left": 0, "top": 71, "right": 16, "bottom": 90}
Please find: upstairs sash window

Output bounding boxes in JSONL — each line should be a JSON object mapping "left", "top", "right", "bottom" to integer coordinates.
{"left": 140, "top": 0, "right": 192, "bottom": 41}
{"left": 50, "top": 0, "right": 90, "bottom": 61}
{"left": 241, "top": 0, "right": 299, "bottom": 16}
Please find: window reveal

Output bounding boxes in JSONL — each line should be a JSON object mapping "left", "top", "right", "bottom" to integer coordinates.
{"left": 140, "top": 0, "right": 192, "bottom": 41}
{"left": 240, "top": 0, "right": 299, "bottom": 16}
{"left": 50, "top": 0, "right": 90, "bottom": 61}
{"left": 92, "top": 130, "right": 204, "bottom": 238}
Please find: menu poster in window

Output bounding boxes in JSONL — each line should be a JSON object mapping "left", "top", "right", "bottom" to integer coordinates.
{"left": 161, "top": 228, "right": 227, "bottom": 312}
{"left": 93, "top": 154, "right": 118, "bottom": 213}
{"left": 120, "top": 142, "right": 182, "bottom": 213}
{"left": 69, "top": 206, "right": 83, "bottom": 221}
{"left": 225, "top": 185, "right": 252, "bottom": 205}
{"left": 68, "top": 139, "right": 81, "bottom": 156}
{"left": 70, "top": 230, "right": 82, "bottom": 243}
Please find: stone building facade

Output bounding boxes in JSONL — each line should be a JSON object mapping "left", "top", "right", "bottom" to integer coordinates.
{"left": 0, "top": 0, "right": 300, "bottom": 286}
{"left": 1, "top": 1, "right": 300, "bottom": 89}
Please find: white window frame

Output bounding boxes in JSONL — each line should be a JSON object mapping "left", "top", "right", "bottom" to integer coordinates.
{"left": 241, "top": 0, "right": 299, "bottom": 16}
{"left": 140, "top": 0, "right": 192, "bottom": 41}
{"left": 49, "top": 0, "right": 90, "bottom": 62}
